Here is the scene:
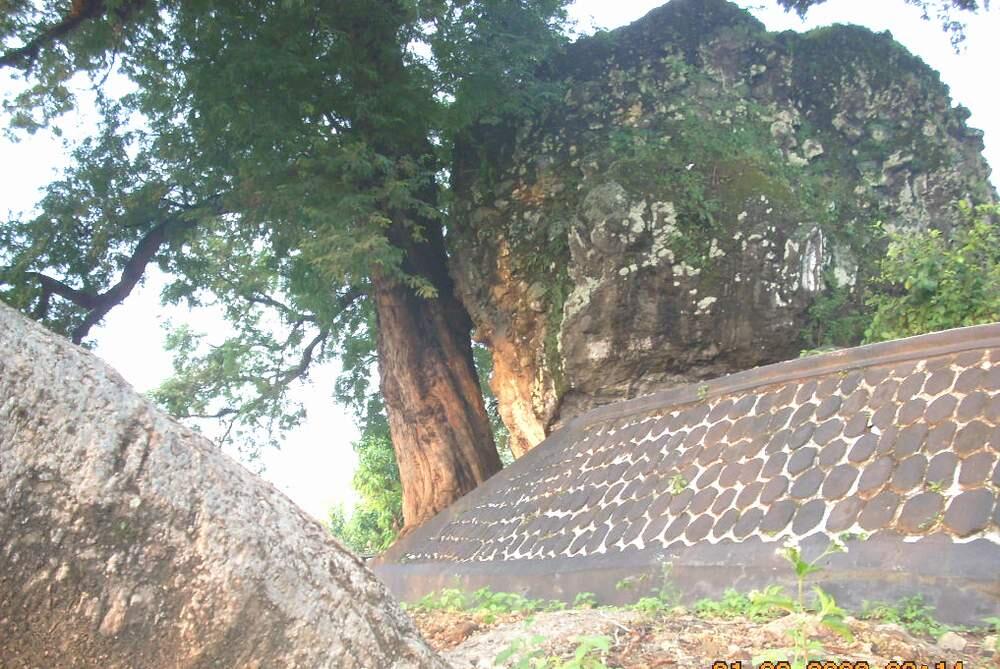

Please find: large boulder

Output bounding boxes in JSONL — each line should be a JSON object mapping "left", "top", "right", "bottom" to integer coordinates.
{"left": 0, "top": 302, "right": 445, "bottom": 668}
{"left": 450, "top": 0, "right": 996, "bottom": 457}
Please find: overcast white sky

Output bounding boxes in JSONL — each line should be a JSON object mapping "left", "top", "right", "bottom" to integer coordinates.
{"left": 1, "top": 0, "right": 997, "bottom": 520}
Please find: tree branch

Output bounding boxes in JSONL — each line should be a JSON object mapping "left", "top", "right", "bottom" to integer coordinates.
{"left": 24, "top": 270, "right": 101, "bottom": 321}
{"left": 277, "top": 326, "right": 330, "bottom": 386}
{"left": 24, "top": 216, "right": 195, "bottom": 344}
{"left": 178, "top": 326, "right": 333, "bottom": 439}
{"left": 244, "top": 290, "right": 317, "bottom": 323}
{"left": 175, "top": 408, "right": 239, "bottom": 420}
{"left": 335, "top": 286, "right": 364, "bottom": 313}
{"left": 70, "top": 217, "right": 196, "bottom": 343}
{"left": 0, "top": 0, "right": 106, "bottom": 69}
{"left": 0, "top": 0, "right": 151, "bottom": 70}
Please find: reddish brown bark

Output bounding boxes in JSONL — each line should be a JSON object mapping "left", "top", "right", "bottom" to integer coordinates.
{"left": 374, "top": 220, "right": 502, "bottom": 531}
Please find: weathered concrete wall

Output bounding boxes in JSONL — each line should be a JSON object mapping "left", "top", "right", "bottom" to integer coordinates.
{"left": 0, "top": 302, "right": 445, "bottom": 669}
{"left": 376, "top": 324, "right": 1000, "bottom": 625}
{"left": 450, "top": 0, "right": 996, "bottom": 456}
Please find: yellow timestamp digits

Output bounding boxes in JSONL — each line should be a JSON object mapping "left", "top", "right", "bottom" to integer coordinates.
{"left": 712, "top": 663, "right": 870, "bottom": 669}
{"left": 712, "top": 662, "right": 964, "bottom": 669}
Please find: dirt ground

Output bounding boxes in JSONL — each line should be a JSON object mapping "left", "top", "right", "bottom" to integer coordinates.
{"left": 411, "top": 608, "right": 1000, "bottom": 668}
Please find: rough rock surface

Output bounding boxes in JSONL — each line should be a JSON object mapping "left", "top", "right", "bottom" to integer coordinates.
{"left": 0, "top": 302, "right": 445, "bottom": 669}
{"left": 450, "top": 0, "right": 996, "bottom": 456}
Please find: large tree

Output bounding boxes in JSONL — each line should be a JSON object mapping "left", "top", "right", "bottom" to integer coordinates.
{"left": 0, "top": 0, "right": 568, "bottom": 531}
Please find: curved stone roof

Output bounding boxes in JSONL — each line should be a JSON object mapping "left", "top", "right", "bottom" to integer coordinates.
{"left": 376, "top": 324, "right": 1000, "bottom": 624}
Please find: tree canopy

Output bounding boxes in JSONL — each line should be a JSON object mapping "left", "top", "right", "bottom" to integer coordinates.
{"left": 1, "top": 0, "right": 571, "bottom": 530}
{"left": 2, "top": 0, "right": 994, "bottom": 541}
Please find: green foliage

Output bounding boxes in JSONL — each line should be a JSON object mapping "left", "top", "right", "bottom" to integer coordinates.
{"left": 408, "top": 587, "right": 566, "bottom": 619}
{"left": 631, "top": 590, "right": 677, "bottom": 616}
{"left": 860, "top": 595, "right": 954, "bottom": 639}
{"left": 693, "top": 589, "right": 756, "bottom": 620}
{"left": 800, "top": 271, "right": 869, "bottom": 353}
{"left": 408, "top": 588, "right": 469, "bottom": 612}
{"left": 668, "top": 474, "right": 688, "bottom": 495}
{"left": 327, "top": 404, "right": 403, "bottom": 554}
{"left": 494, "top": 632, "right": 610, "bottom": 669}
{"left": 327, "top": 503, "right": 395, "bottom": 556}
{"left": 571, "top": 592, "right": 598, "bottom": 609}
{"left": 617, "top": 564, "right": 680, "bottom": 616}
{"left": 1, "top": 0, "right": 573, "bottom": 469}
{"left": 428, "top": 0, "right": 570, "bottom": 132}
{"left": 747, "top": 539, "right": 853, "bottom": 669}
{"left": 557, "top": 636, "right": 612, "bottom": 669}
{"left": 983, "top": 617, "right": 1000, "bottom": 651}
{"left": 865, "top": 202, "right": 1000, "bottom": 343}
{"left": 495, "top": 632, "right": 548, "bottom": 668}
{"left": 602, "top": 98, "right": 807, "bottom": 271}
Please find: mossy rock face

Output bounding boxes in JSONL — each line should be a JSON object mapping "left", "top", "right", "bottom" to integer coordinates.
{"left": 448, "top": 0, "right": 995, "bottom": 456}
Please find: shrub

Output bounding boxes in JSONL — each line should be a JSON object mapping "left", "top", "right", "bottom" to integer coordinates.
{"left": 865, "top": 202, "right": 1000, "bottom": 342}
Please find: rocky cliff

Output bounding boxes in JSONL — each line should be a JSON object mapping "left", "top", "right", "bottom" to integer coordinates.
{"left": 449, "top": 0, "right": 995, "bottom": 457}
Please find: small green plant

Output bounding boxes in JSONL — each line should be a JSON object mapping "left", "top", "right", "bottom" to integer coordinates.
{"left": 632, "top": 590, "right": 676, "bottom": 616}
{"left": 697, "top": 383, "right": 710, "bottom": 400}
{"left": 668, "top": 474, "right": 688, "bottom": 495}
{"left": 860, "top": 595, "right": 953, "bottom": 639}
{"left": 572, "top": 592, "right": 598, "bottom": 609}
{"left": 494, "top": 634, "right": 611, "bottom": 669}
{"left": 408, "top": 587, "right": 562, "bottom": 620}
{"left": 629, "top": 563, "right": 680, "bottom": 616}
{"left": 615, "top": 574, "right": 648, "bottom": 591}
{"left": 983, "top": 616, "right": 1000, "bottom": 652}
{"left": 559, "top": 636, "right": 611, "bottom": 669}
{"left": 748, "top": 538, "right": 853, "bottom": 669}
{"left": 838, "top": 531, "right": 869, "bottom": 543}
{"left": 495, "top": 632, "right": 548, "bottom": 668}
{"left": 410, "top": 587, "right": 468, "bottom": 612}
{"left": 693, "top": 588, "right": 756, "bottom": 620}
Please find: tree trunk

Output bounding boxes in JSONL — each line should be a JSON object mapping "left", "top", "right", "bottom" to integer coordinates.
{"left": 335, "top": 3, "right": 502, "bottom": 532}
{"left": 374, "top": 220, "right": 503, "bottom": 531}
{"left": 0, "top": 301, "right": 446, "bottom": 669}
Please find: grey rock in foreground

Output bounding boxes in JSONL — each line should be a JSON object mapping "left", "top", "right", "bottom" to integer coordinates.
{"left": 0, "top": 302, "right": 445, "bottom": 669}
